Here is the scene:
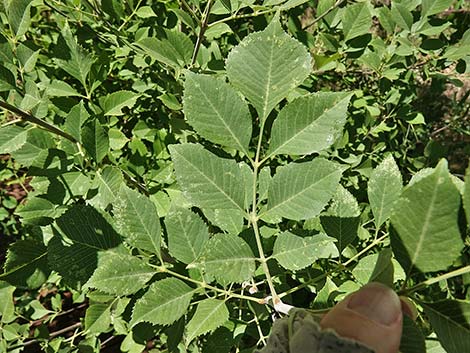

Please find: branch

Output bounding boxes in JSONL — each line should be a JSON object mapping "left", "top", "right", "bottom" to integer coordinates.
{"left": 191, "top": 0, "right": 214, "bottom": 66}
{"left": 302, "top": 0, "right": 348, "bottom": 30}
{"left": 0, "top": 100, "right": 78, "bottom": 143}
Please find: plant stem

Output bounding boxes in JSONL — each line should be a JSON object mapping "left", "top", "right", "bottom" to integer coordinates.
{"left": 278, "top": 233, "right": 389, "bottom": 299}
{"left": 302, "top": 0, "right": 348, "bottom": 30}
{"left": 0, "top": 100, "right": 78, "bottom": 143}
{"left": 250, "top": 120, "right": 280, "bottom": 305}
{"left": 191, "top": 0, "right": 213, "bottom": 66}
{"left": 117, "top": 0, "right": 144, "bottom": 32}
{"left": 399, "top": 265, "right": 470, "bottom": 296}
{"left": 155, "top": 265, "right": 265, "bottom": 304}
{"left": 208, "top": 7, "right": 278, "bottom": 28}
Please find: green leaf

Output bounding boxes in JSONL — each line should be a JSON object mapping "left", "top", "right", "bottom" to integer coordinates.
{"left": 422, "top": 300, "right": 470, "bottom": 353}
{"left": 54, "top": 24, "right": 93, "bottom": 89}
{"left": 114, "top": 186, "right": 161, "bottom": 255}
{"left": 81, "top": 120, "right": 109, "bottom": 163}
{"left": 102, "top": 90, "right": 140, "bottom": 116}
{"left": 46, "top": 80, "right": 82, "bottom": 97}
{"left": 342, "top": 2, "right": 372, "bottom": 41}
{"left": 368, "top": 156, "right": 403, "bottom": 228}
{"left": 421, "top": 0, "right": 453, "bottom": 17}
{"left": 0, "top": 126, "right": 28, "bottom": 154}
{"left": 131, "top": 278, "right": 195, "bottom": 327}
{"left": 268, "top": 92, "right": 352, "bottom": 157}
{"left": 10, "top": 128, "right": 54, "bottom": 167}
{"left": 136, "top": 30, "right": 194, "bottom": 69}
{"left": 169, "top": 143, "right": 245, "bottom": 211}
{"left": 85, "top": 303, "right": 111, "bottom": 334}
{"left": 48, "top": 205, "right": 122, "bottom": 285}
{"left": 226, "top": 16, "right": 311, "bottom": 121}
{"left": 86, "top": 251, "right": 154, "bottom": 296}
{"left": 90, "top": 166, "right": 124, "bottom": 209}
{"left": 400, "top": 316, "right": 426, "bottom": 353}
{"left": 264, "top": 159, "right": 343, "bottom": 221}
{"left": 352, "top": 249, "right": 394, "bottom": 287}
{"left": 273, "top": 232, "right": 338, "bottom": 271}
{"left": 390, "top": 160, "right": 463, "bottom": 273}
{"left": 391, "top": 3, "right": 413, "bottom": 31}
{"left": 183, "top": 72, "right": 252, "bottom": 154}
{"left": 191, "top": 233, "right": 256, "bottom": 283}
{"left": 0, "top": 281, "right": 16, "bottom": 323}
{"left": 0, "top": 240, "right": 49, "bottom": 289}
{"left": 186, "top": 299, "right": 229, "bottom": 343}
{"left": 16, "top": 197, "right": 58, "bottom": 225}
{"left": 464, "top": 166, "right": 470, "bottom": 226}
{"left": 164, "top": 208, "right": 209, "bottom": 264}
{"left": 6, "top": 0, "right": 33, "bottom": 37}
{"left": 64, "top": 102, "right": 89, "bottom": 143}
{"left": 203, "top": 208, "right": 244, "bottom": 235}
{"left": 320, "top": 185, "right": 360, "bottom": 252}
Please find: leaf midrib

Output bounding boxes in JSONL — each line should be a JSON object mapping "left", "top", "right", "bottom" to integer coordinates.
{"left": 264, "top": 167, "right": 339, "bottom": 217}
{"left": 173, "top": 147, "right": 244, "bottom": 212}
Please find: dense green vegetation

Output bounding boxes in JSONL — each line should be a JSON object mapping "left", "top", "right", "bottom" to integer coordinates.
{"left": 0, "top": 0, "right": 469, "bottom": 352}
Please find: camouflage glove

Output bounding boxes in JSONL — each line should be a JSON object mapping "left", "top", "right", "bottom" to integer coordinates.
{"left": 256, "top": 309, "right": 375, "bottom": 353}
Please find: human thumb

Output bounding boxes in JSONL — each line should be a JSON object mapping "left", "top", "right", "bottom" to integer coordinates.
{"left": 320, "top": 282, "right": 403, "bottom": 353}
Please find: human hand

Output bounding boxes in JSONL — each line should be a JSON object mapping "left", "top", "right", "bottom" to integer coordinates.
{"left": 321, "top": 282, "right": 412, "bottom": 353}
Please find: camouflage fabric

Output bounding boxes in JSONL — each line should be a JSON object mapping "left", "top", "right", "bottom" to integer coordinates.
{"left": 256, "top": 309, "right": 375, "bottom": 353}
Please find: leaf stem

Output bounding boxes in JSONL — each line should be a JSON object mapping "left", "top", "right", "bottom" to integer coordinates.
{"left": 250, "top": 120, "right": 280, "bottom": 305}
{"left": 191, "top": 0, "right": 214, "bottom": 66}
{"left": 208, "top": 8, "right": 278, "bottom": 28}
{"left": 278, "top": 233, "right": 388, "bottom": 299}
{"left": 117, "top": 0, "right": 144, "bottom": 32}
{"left": 302, "top": 0, "right": 348, "bottom": 30}
{"left": 154, "top": 265, "right": 264, "bottom": 304}
{"left": 398, "top": 265, "right": 470, "bottom": 296}
{"left": 0, "top": 100, "right": 78, "bottom": 143}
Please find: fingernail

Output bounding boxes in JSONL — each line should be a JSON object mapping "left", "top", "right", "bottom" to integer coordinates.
{"left": 347, "top": 282, "right": 401, "bottom": 326}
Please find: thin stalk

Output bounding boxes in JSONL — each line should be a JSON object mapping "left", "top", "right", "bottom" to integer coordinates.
{"left": 250, "top": 120, "right": 280, "bottom": 305}
{"left": 208, "top": 7, "right": 278, "bottom": 28}
{"left": 191, "top": 0, "right": 214, "bottom": 66}
{"left": 278, "top": 233, "right": 389, "bottom": 299}
{"left": 399, "top": 265, "right": 470, "bottom": 296}
{"left": 302, "top": 0, "right": 348, "bottom": 30}
{"left": 0, "top": 100, "right": 78, "bottom": 143}
{"left": 154, "top": 265, "right": 265, "bottom": 304}
{"left": 117, "top": 0, "right": 144, "bottom": 31}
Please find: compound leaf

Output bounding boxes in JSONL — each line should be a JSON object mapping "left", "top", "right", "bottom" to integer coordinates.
{"left": 114, "top": 186, "right": 161, "bottom": 255}
{"left": 368, "top": 156, "right": 403, "bottom": 228}
{"left": 64, "top": 102, "right": 89, "bottom": 143}
{"left": 169, "top": 143, "right": 245, "bottom": 211}
{"left": 191, "top": 233, "right": 256, "bottom": 283}
{"left": 273, "top": 232, "right": 338, "bottom": 271}
{"left": 183, "top": 72, "right": 252, "bottom": 154}
{"left": 268, "top": 92, "right": 352, "bottom": 157}
{"left": 131, "top": 278, "right": 195, "bottom": 327}
{"left": 86, "top": 251, "right": 154, "bottom": 296}
{"left": 90, "top": 166, "right": 124, "bottom": 209}
{"left": 264, "top": 159, "right": 343, "bottom": 221}
{"left": 422, "top": 300, "right": 470, "bottom": 353}
{"left": 390, "top": 160, "right": 463, "bottom": 273}
{"left": 186, "top": 299, "right": 229, "bottom": 344}
{"left": 226, "top": 16, "right": 311, "bottom": 121}
{"left": 164, "top": 207, "right": 209, "bottom": 264}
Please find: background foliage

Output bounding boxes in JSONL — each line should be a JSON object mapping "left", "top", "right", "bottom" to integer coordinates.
{"left": 0, "top": 0, "right": 469, "bottom": 352}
